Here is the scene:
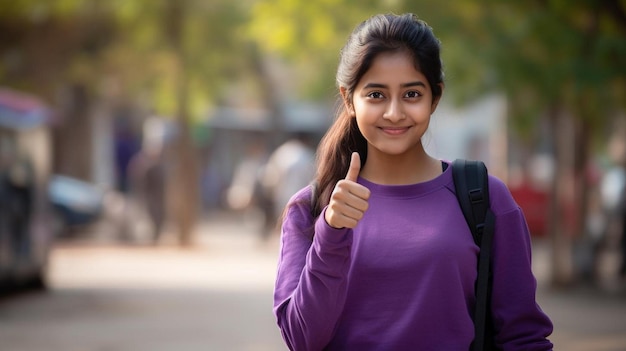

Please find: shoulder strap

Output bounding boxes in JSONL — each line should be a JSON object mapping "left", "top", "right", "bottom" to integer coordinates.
{"left": 451, "top": 159, "right": 496, "bottom": 351}
{"left": 451, "top": 159, "right": 490, "bottom": 246}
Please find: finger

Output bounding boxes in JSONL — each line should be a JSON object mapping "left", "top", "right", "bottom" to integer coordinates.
{"left": 349, "top": 184, "right": 371, "bottom": 202}
{"left": 325, "top": 205, "right": 361, "bottom": 229}
{"left": 342, "top": 201, "right": 368, "bottom": 220}
{"left": 345, "top": 152, "right": 361, "bottom": 182}
{"left": 335, "top": 185, "right": 370, "bottom": 209}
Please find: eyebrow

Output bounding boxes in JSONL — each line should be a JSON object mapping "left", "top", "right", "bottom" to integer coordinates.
{"left": 362, "top": 81, "right": 427, "bottom": 89}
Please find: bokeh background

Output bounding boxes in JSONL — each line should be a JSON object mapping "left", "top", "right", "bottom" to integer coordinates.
{"left": 0, "top": 1, "right": 625, "bottom": 350}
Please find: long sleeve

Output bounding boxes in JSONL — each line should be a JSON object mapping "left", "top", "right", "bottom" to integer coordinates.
{"left": 488, "top": 177, "right": 554, "bottom": 350}
{"left": 273, "top": 187, "right": 353, "bottom": 351}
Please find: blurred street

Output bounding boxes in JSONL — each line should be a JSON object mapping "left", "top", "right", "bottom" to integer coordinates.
{"left": 0, "top": 212, "right": 287, "bottom": 351}
{"left": 0, "top": 212, "right": 625, "bottom": 351}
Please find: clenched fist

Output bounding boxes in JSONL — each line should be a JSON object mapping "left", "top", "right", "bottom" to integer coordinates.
{"left": 325, "top": 152, "right": 371, "bottom": 229}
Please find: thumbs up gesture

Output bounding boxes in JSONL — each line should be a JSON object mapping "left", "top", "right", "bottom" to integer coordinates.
{"left": 325, "top": 152, "right": 371, "bottom": 229}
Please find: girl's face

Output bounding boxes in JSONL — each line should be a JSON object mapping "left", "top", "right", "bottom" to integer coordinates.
{"left": 344, "top": 51, "right": 441, "bottom": 159}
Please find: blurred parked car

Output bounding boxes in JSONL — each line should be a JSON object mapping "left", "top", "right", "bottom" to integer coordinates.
{"left": 48, "top": 174, "right": 105, "bottom": 236}
{"left": 0, "top": 87, "right": 56, "bottom": 292}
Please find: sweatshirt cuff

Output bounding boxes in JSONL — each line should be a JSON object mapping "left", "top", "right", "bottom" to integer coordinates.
{"left": 314, "top": 207, "right": 353, "bottom": 247}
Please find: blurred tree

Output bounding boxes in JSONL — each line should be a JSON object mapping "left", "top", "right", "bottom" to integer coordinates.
{"left": 427, "top": 0, "right": 626, "bottom": 287}
{"left": 0, "top": 0, "right": 251, "bottom": 246}
{"left": 247, "top": 0, "right": 394, "bottom": 99}
{"left": 0, "top": 1, "right": 118, "bottom": 181}
{"left": 96, "top": 0, "right": 250, "bottom": 246}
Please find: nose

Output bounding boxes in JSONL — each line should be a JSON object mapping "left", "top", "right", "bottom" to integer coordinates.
{"left": 382, "top": 98, "right": 405, "bottom": 123}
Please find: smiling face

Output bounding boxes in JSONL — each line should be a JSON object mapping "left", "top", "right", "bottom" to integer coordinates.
{"left": 344, "top": 51, "right": 438, "bottom": 158}
{"left": 344, "top": 50, "right": 441, "bottom": 161}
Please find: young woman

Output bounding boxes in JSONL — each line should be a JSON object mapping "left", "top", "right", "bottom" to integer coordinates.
{"left": 273, "top": 13, "right": 553, "bottom": 351}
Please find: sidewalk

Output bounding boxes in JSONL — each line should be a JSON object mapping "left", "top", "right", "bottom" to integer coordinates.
{"left": 46, "top": 210, "right": 288, "bottom": 351}
{"left": 531, "top": 238, "right": 626, "bottom": 351}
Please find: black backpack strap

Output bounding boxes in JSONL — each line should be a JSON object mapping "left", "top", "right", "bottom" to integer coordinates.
{"left": 452, "top": 159, "right": 496, "bottom": 351}
{"left": 452, "top": 159, "right": 490, "bottom": 246}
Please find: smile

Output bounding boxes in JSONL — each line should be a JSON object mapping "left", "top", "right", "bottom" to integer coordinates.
{"left": 379, "top": 126, "right": 411, "bottom": 135}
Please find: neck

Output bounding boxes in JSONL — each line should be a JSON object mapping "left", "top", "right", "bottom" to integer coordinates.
{"left": 360, "top": 146, "right": 441, "bottom": 185}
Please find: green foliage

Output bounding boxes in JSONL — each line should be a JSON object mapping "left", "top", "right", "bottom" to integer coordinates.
{"left": 246, "top": 0, "right": 395, "bottom": 99}
{"left": 0, "top": 0, "right": 622, "bottom": 133}
{"left": 0, "top": 0, "right": 250, "bottom": 122}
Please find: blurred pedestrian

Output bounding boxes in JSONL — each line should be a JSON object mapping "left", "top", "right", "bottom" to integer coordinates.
{"left": 599, "top": 131, "right": 626, "bottom": 282}
{"left": 225, "top": 139, "right": 269, "bottom": 233}
{"left": 113, "top": 118, "right": 140, "bottom": 195}
{"left": 260, "top": 133, "right": 315, "bottom": 240}
{"left": 273, "top": 13, "right": 553, "bottom": 350}
{"left": 128, "top": 117, "right": 168, "bottom": 244}
{"left": 226, "top": 140, "right": 267, "bottom": 210}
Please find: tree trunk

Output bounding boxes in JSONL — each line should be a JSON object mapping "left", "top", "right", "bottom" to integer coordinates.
{"left": 166, "top": 0, "right": 199, "bottom": 247}
{"left": 53, "top": 83, "right": 93, "bottom": 181}
{"left": 548, "top": 105, "right": 576, "bottom": 287}
{"left": 573, "top": 118, "right": 592, "bottom": 239}
{"left": 171, "top": 71, "right": 198, "bottom": 247}
{"left": 248, "top": 43, "right": 285, "bottom": 148}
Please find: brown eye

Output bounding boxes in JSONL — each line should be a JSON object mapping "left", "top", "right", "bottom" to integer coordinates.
{"left": 405, "top": 91, "right": 421, "bottom": 98}
{"left": 367, "top": 91, "right": 384, "bottom": 99}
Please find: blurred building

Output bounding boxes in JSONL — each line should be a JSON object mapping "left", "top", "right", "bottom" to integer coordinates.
{"left": 202, "top": 101, "right": 332, "bottom": 210}
{"left": 427, "top": 94, "right": 509, "bottom": 180}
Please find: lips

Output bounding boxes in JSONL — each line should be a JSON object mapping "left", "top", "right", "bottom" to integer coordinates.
{"left": 379, "top": 126, "right": 411, "bottom": 135}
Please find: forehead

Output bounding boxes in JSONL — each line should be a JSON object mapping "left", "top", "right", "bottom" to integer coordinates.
{"left": 358, "top": 51, "right": 428, "bottom": 87}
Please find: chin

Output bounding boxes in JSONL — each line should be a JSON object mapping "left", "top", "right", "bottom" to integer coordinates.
{"left": 371, "top": 145, "right": 415, "bottom": 157}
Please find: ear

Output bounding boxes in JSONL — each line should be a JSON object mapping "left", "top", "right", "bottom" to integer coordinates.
{"left": 430, "top": 83, "right": 444, "bottom": 114}
{"left": 340, "top": 87, "right": 355, "bottom": 117}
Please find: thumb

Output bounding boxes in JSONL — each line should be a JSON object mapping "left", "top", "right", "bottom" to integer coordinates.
{"left": 345, "top": 152, "right": 361, "bottom": 182}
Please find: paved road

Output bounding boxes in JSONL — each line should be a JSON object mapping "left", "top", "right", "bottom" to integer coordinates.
{"left": 532, "top": 242, "right": 626, "bottom": 351}
{"left": 0, "top": 213, "right": 288, "bottom": 351}
{"left": 0, "top": 212, "right": 625, "bottom": 351}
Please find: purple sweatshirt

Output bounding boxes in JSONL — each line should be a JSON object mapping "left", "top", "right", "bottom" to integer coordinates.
{"left": 274, "top": 163, "right": 553, "bottom": 351}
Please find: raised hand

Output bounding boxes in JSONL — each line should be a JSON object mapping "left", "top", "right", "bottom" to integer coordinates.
{"left": 324, "top": 152, "right": 371, "bottom": 229}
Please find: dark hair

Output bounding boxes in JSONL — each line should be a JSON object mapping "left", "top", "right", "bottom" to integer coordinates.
{"left": 312, "top": 13, "right": 444, "bottom": 217}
